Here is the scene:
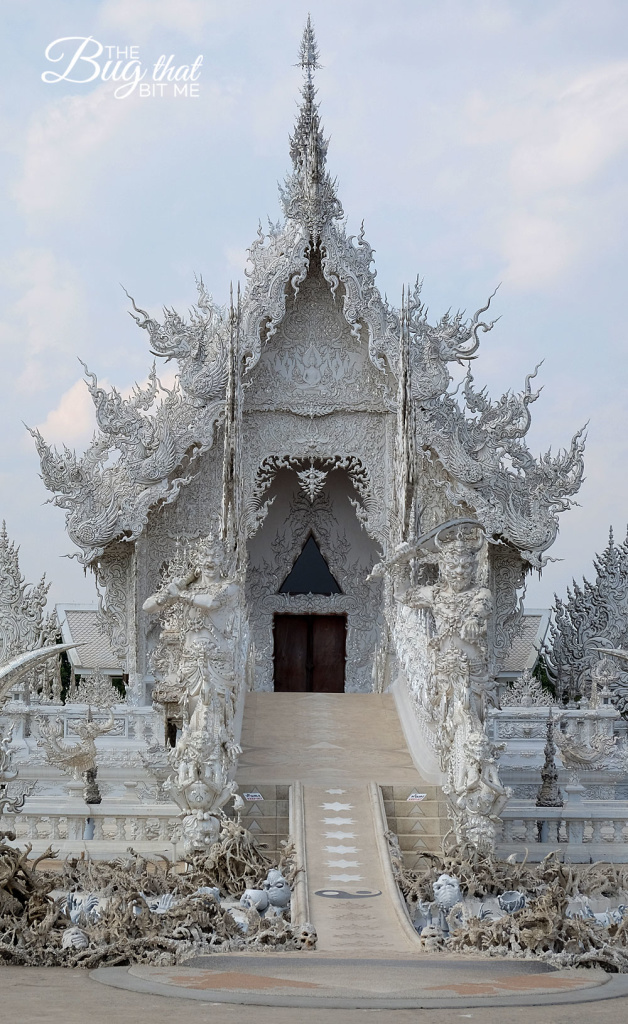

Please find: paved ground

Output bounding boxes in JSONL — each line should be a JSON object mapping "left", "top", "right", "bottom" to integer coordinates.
{"left": 92, "top": 954, "right": 624, "bottom": 1009}
{"left": 4, "top": 966, "right": 628, "bottom": 1023}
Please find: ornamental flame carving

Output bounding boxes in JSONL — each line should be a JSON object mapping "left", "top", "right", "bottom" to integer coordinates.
{"left": 143, "top": 535, "right": 248, "bottom": 857}
{"left": 0, "top": 522, "right": 48, "bottom": 658}
{"left": 501, "top": 668, "right": 555, "bottom": 708}
{"left": 0, "top": 522, "right": 60, "bottom": 696}
{"left": 546, "top": 527, "right": 628, "bottom": 708}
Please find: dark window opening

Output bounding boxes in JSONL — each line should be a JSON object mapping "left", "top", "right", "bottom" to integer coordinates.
{"left": 278, "top": 535, "right": 341, "bottom": 595}
{"left": 165, "top": 719, "right": 179, "bottom": 748}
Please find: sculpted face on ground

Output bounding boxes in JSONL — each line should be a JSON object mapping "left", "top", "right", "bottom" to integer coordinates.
{"left": 433, "top": 873, "right": 462, "bottom": 911}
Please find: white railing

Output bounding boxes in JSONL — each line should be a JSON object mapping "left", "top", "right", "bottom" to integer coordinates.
{"left": 6, "top": 703, "right": 158, "bottom": 745}
{"left": 393, "top": 606, "right": 438, "bottom": 748}
{"left": 0, "top": 800, "right": 180, "bottom": 852}
{"left": 497, "top": 802, "right": 628, "bottom": 862}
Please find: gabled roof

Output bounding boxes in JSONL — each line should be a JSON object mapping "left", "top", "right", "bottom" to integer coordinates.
{"left": 56, "top": 604, "right": 122, "bottom": 674}
{"left": 498, "top": 609, "right": 550, "bottom": 676}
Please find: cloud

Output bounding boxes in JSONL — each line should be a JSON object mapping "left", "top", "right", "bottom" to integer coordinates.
{"left": 509, "top": 64, "right": 628, "bottom": 196}
{"left": 98, "top": 0, "right": 237, "bottom": 38}
{"left": 465, "top": 63, "right": 628, "bottom": 290}
{"left": 35, "top": 378, "right": 96, "bottom": 446}
{"left": 12, "top": 86, "right": 137, "bottom": 222}
{"left": 0, "top": 248, "right": 87, "bottom": 393}
{"left": 500, "top": 210, "right": 577, "bottom": 290}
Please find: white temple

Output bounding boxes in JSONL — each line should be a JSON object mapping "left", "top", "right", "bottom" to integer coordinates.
{"left": 3, "top": 21, "right": 628, "bottom": 871}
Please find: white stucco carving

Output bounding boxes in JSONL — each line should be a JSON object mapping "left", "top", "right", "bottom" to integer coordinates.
{"left": 143, "top": 535, "right": 248, "bottom": 856}
{"left": 16, "top": 21, "right": 587, "bottom": 857}
{"left": 390, "top": 522, "right": 511, "bottom": 850}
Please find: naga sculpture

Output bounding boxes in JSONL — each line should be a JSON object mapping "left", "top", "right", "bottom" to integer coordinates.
{"left": 144, "top": 535, "right": 246, "bottom": 856}
{"left": 552, "top": 658, "right": 618, "bottom": 769}
{"left": 392, "top": 521, "right": 511, "bottom": 850}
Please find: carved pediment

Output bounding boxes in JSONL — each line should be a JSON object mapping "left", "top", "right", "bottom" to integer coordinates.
{"left": 244, "top": 257, "right": 391, "bottom": 415}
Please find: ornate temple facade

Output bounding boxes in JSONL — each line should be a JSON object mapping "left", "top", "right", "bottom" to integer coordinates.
{"left": 30, "top": 26, "right": 584, "bottom": 700}
{"left": 8, "top": 24, "right": 627, "bottom": 862}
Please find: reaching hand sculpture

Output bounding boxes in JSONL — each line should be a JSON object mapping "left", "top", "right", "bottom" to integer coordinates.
{"left": 143, "top": 535, "right": 245, "bottom": 857}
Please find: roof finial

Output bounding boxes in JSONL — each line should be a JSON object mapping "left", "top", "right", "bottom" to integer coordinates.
{"left": 298, "top": 14, "right": 321, "bottom": 82}
{"left": 282, "top": 18, "right": 343, "bottom": 236}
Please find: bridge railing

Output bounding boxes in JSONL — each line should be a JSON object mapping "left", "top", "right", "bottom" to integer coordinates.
{"left": 0, "top": 800, "right": 181, "bottom": 856}
{"left": 496, "top": 802, "right": 628, "bottom": 862}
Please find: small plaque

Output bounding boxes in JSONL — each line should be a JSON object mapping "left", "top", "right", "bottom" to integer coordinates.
{"left": 243, "top": 792, "right": 263, "bottom": 802}
{"left": 407, "top": 792, "right": 427, "bottom": 802}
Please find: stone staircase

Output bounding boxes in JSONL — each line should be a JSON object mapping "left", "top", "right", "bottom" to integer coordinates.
{"left": 235, "top": 784, "right": 290, "bottom": 863}
{"left": 381, "top": 784, "right": 450, "bottom": 870}
{"left": 236, "top": 692, "right": 451, "bottom": 952}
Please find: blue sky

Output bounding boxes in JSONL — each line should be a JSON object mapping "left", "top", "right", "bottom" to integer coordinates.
{"left": 1, "top": 0, "right": 628, "bottom": 611}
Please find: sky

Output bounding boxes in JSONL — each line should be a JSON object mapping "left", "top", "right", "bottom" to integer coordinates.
{"left": 1, "top": 0, "right": 628, "bottom": 614}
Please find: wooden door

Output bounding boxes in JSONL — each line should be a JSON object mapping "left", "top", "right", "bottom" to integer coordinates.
{"left": 273, "top": 614, "right": 346, "bottom": 692}
{"left": 311, "top": 616, "right": 346, "bottom": 692}
{"left": 273, "top": 615, "right": 309, "bottom": 692}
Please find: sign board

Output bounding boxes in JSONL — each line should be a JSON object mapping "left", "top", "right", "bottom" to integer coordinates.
{"left": 406, "top": 792, "right": 427, "bottom": 802}
{"left": 243, "top": 792, "right": 264, "bottom": 802}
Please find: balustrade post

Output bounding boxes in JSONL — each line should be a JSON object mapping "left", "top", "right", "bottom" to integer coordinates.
{"left": 67, "top": 815, "right": 82, "bottom": 840}
{"left": 602, "top": 819, "right": 615, "bottom": 842}
{"left": 524, "top": 818, "right": 537, "bottom": 844}
{"left": 591, "top": 819, "right": 603, "bottom": 844}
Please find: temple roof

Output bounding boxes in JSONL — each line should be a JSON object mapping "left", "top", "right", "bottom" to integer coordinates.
{"left": 56, "top": 605, "right": 122, "bottom": 674}
{"left": 499, "top": 610, "right": 550, "bottom": 677}
{"left": 30, "top": 20, "right": 585, "bottom": 573}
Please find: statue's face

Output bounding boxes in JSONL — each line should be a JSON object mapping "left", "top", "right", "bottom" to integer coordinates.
{"left": 264, "top": 877, "right": 291, "bottom": 907}
{"left": 185, "top": 780, "right": 213, "bottom": 809}
{"left": 200, "top": 561, "right": 221, "bottom": 584}
{"left": 440, "top": 553, "right": 475, "bottom": 593}
{"left": 61, "top": 926, "right": 89, "bottom": 950}
{"left": 241, "top": 888, "right": 269, "bottom": 911}
{"left": 433, "top": 873, "right": 461, "bottom": 910}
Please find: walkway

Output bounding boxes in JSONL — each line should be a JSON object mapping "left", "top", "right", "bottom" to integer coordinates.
{"left": 90, "top": 693, "right": 621, "bottom": 1009}
{"left": 237, "top": 692, "right": 445, "bottom": 953}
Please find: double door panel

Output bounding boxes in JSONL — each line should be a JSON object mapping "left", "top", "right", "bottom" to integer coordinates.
{"left": 273, "top": 613, "right": 346, "bottom": 692}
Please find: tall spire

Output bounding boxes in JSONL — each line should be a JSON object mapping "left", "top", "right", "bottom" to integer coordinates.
{"left": 282, "top": 17, "right": 343, "bottom": 238}
{"left": 298, "top": 13, "right": 321, "bottom": 78}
